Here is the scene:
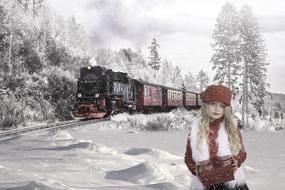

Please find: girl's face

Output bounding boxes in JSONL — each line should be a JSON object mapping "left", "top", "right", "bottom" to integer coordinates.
{"left": 207, "top": 101, "right": 225, "bottom": 121}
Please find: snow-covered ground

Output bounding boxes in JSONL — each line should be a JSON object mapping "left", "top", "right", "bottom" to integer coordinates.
{"left": 0, "top": 111, "right": 284, "bottom": 190}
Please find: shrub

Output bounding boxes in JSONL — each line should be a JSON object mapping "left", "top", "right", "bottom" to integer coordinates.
{"left": 0, "top": 94, "right": 25, "bottom": 130}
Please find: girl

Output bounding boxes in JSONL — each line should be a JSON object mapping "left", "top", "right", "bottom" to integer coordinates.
{"left": 185, "top": 84, "right": 249, "bottom": 190}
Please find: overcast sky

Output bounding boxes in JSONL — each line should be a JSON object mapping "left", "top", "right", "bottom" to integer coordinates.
{"left": 49, "top": 0, "right": 285, "bottom": 94}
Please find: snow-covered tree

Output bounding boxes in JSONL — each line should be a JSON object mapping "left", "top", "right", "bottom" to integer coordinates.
{"left": 66, "top": 16, "right": 89, "bottom": 56}
{"left": 196, "top": 70, "right": 209, "bottom": 92}
{"left": 148, "top": 38, "right": 161, "bottom": 77}
{"left": 32, "top": 0, "right": 44, "bottom": 18}
{"left": 239, "top": 5, "right": 269, "bottom": 127}
{"left": 0, "top": 0, "right": 92, "bottom": 128}
{"left": 94, "top": 48, "right": 115, "bottom": 69}
{"left": 16, "top": 0, "right": 45, "bottom": 18}
{"left": 211, "top": 2, "right": 241, "bottom": 96}
{"left": 172, "top": 66, "right": 183, "bottom": 89}
{"left": 184, "top": 71, "right": 198, "bottom": 92}
{"left": 159, "top": 59, "right": 172, "bottom": 86}
{"left": 16, "top": 0, "right": 30, "bottom": 12}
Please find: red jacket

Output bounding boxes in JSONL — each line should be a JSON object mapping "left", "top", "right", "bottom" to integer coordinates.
{"left": 184, "top": 118, "right": 247, "bottom": 176}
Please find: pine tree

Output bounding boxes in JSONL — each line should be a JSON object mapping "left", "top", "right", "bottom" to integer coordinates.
{"left": 197, "top": 70, "right": 209, "bottom": 92}
{"left": 211, "top": 2, "right": 241, "bottom": 96}
{"left": 148, "top": 38, "right": 161, "bottom": 77}
{"left": 239, "top": 5, "right": 269, "bottom": 127}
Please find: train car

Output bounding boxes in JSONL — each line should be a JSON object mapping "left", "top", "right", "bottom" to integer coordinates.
{"left": 197, "top": 93, "right": 202, "bottom": 108}
{"left": 135, "top": 81, "right": 163, "bottom": 112}
{"left": 163, "top": 87, "right": 184, "bottom": 109}
{"left": 183, "top": 91, "right": 199, "bottom": 109}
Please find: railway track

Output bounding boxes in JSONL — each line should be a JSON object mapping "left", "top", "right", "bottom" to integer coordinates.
{"left": 0, "top": 118, "right": 109, "bottom": 139}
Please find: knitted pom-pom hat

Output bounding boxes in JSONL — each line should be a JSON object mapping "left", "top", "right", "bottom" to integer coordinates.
{"left": 200, "top": 84, "right": 232, "bottom": 106}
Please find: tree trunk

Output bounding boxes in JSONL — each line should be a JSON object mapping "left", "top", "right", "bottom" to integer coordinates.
{"left": 8, "top": 23, "right": 13, "bottom": 74}
{"left": 242, "top": 56, "right": 247, "bottom": 128}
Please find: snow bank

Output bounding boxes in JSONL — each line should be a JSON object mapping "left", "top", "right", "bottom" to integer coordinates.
{"left": 248, "top": 117, "right": 285, "bottom": 132}
{"left": 146, "top": 182, "right": 180, "bottom": 190}
{"left": 125, "top": 148, "right": 181, "bottom": 160}
{"left": 103, "top": 109, "right": 285, "bottom": 132}
{"left": 2, "top": 179, "right": 70, "bottom": 190}
{"left": 101, "top": 109, "right": 198, "bottom": 131}
{"left": 47, "top": 130, "right": 74, "bottom": 141}
{"left": 243, "top": 165, "right": 262, "bottom": 173}
{"left": 105, "top": 161, "right": 174, "bottom": 184}
{"left": 43, "top": 140, "right": 117, "bottom": 155}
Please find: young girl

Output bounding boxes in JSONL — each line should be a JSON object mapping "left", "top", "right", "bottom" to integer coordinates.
{"left": 185, "top": 84, "right": 249, "bottom": 190}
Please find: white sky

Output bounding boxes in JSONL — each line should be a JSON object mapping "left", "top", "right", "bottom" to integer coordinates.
{"left": 48, "top": 0, "right": 285, "bottom": 94}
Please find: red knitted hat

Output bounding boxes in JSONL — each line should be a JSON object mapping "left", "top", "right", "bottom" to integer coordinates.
{"left": 200, "top": 84, "right": 232, "bottom": 106}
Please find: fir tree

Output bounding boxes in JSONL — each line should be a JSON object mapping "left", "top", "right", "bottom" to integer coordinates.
{"left": 211, "top": 2, "right": 240, "bottom": 96}
{"left": 197, "top": 70, "right": 209, "bottom": 92}
{"left": 148, "top": 38, "right": 161, "bottom": 77}
{"left": 239, "top": 5, "right": 269, "bottom": 127}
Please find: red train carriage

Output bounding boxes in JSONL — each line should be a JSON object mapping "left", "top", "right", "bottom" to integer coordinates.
{"left": 164, "top": 87, "right": 184, "bottom": 109}
{"left": 136, "top": 81, "right": 163, "bottom": 112}
{"left": 184, "top": 91, "right": 198, "bottom": 109}
{"left": 197, "top": 93, "right": 202, "bottom": 108}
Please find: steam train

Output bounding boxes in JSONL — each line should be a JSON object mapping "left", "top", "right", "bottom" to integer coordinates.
{"left": 72, "top": 66, "right": 202, "bottom": 119}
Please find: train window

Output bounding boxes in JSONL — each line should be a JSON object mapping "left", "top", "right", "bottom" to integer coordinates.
{"left": 113, "top": 82, "right": 115, "bottom": 93}
{"left": 144, "top": 86, "right": 148, "bottom": 97}
{"left": 147, "top": 87, "right": 149, "bottom": 96}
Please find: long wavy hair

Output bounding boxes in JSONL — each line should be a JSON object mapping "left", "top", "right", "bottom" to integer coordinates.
{"left": 197, "top": 103, "right": 242, "bottom": 155}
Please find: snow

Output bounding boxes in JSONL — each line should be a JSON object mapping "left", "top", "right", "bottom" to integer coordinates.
{"left": 0, "top": 110, "right": 284, "bottom": 189}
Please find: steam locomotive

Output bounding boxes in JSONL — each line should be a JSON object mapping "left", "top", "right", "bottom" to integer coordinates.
{"left": 72, "top": 66, "right": 202, "bottom": 119}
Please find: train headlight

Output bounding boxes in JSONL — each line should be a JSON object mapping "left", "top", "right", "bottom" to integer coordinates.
{"left": 87, "top": 65, "right": 91, "bottom": 70}
{"left": 77, "top": 93, "right": 82, "bottom": 98}
{"left": 95, "top": 93, "right": 100, "bottom": 98}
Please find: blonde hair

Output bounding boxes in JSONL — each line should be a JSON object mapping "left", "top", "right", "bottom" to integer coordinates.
{"left": 197, "top": 103, "right": 242, "bottom": 155}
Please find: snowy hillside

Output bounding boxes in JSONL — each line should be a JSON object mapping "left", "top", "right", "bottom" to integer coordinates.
{"left": 0, "top": 110, "right": 285, "bottom": 190}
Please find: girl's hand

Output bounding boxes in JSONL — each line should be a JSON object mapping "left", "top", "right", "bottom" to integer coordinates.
{"left": 232, "top": 158, "right": 238, "bottom": 173}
